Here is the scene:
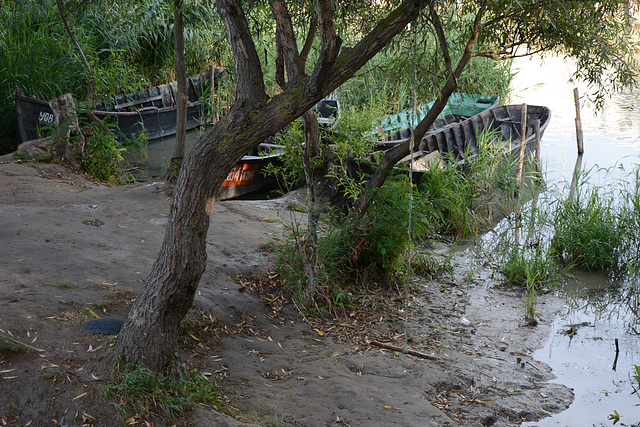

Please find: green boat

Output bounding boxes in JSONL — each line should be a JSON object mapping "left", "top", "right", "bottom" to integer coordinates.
{"left": 375, "top": 94, "right": 499, "bottom": 142}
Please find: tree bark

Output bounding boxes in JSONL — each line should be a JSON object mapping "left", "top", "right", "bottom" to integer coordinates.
{"left": 165, "top": 0, "right": 188, "bottom": 184}
{"left": 298, "top": 109, "right": 322, "bottom": 301}
{"left": 117, "top": 0, "right": 422, "bottom": 371}
{"left": 272, "top": 0, "right": 325, "bottom": 298}
{"left": 49, "top": 93, "right": 84, "bottom": 170}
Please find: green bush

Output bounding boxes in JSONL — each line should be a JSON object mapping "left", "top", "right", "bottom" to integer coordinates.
{"left": 0, "top": 1, "right": 87, "bottom": 152}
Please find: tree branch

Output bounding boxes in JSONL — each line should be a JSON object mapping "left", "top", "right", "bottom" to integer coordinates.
{"left": 315, "top": 0, "right": 422, "bottom": 96}
{"left": 271, "top": 0, "right": 303, "bottom": 84}
{"left": 352, "top": 2, "right": 485, "bottom": 215}
{"left": 216, "top": 0, "right": 267, "bottom": 105}
{"left": 300, "top": 13, "right": 318, "bottom": 69}
{"left": 307, "top": 0, "right": 340, "bottom": 93}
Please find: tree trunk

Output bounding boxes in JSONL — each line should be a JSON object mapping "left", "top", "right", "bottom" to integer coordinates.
{"left": 165, "top": 0, "right": 188, "bottom": 184}
{"left": 298, "top": 110, "right": 322, "bottom": 301}
{"left": 117, "top": 0, "right": 422, "bottom": 371}
{"left": 49, "top": 93, "right": 84, "bottom": 170}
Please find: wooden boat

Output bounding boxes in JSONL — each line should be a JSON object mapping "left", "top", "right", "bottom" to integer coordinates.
{"left": 217, "top": 143, "right": 284, "bottom": 200}
{"left": 15, "top": 67, "right": 223, "bottom": 143}
{"left": 312, "top": 97, "right": 340, "bottom": 130}
{"left": 349, "top": 103, "right": 550, "bottom": 181}
{"left": 375, "top": 93, "right": 499, "bottom": 143}
{"left": 412, "top": 104, "right": 551, "bottom": 172}
{"left": 217, "top": 97, "right": 341, "bottom": 200}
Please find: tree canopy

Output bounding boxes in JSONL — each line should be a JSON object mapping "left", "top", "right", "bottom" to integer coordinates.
{"left": 110, "top": 0, "right": 637, "bottom": 371}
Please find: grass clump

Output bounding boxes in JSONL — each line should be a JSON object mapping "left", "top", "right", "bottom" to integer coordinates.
{"left": 501, "top": 246, "right": 563, "bottom": 292}
{"left": 550, "top": 186, "right": 623, "bottom": 271}
{"left": 102, "top": 360, "right": 221, "bottom": 420}
{"left": 272, "top": 174, "right": 433, "bottom": 315}
{"left": 417, "top": 128, "right": 521, "bottom": 236}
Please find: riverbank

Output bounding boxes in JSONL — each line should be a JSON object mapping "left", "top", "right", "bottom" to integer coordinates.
{"left": 0, "top": 161, "right": 572, "bottom": 426}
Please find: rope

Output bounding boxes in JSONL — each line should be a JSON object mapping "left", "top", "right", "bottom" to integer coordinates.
{"left": 403, "top": 19, "right": 418, "bottom": 348}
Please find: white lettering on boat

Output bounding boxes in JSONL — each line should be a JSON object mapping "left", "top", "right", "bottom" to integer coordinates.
{"left": 38, "top": 111, "right": 55, "bottom": 125}
{"left": 221, "top": 163, "right": 259, "bottom": 187}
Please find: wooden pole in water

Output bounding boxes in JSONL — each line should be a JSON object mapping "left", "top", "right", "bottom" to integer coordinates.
{"left": 517, "top": 103, "right": 528, "bottom": 183}
{"left": 569, "top": 154, "right": 583, "bottom": 199}
{"left": 534, "top": 118, "right": 541, "bottom": 174}
{"left": 574, "top": 88, "right": 584, "bottom": 155}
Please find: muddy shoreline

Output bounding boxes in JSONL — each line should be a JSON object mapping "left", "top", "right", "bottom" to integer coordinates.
{"left": 0, "top": 161, "right": 572, "bottom": 426}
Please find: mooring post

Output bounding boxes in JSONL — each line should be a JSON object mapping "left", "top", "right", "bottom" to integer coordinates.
{"left": 534, "top": 118, "right": 541, "bottom": 174}
{"left": 574, "top": 88, "right": 584, "bottom": 155}
{"left": 517, "top": 103, "right": 528, "bottom": 183}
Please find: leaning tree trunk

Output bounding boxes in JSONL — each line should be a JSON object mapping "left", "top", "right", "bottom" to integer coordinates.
{"left": 116, "top": 0, "right": 422, "bottom": 371}
{"left": 351, "top": 2, "right": 483, "bottom": 220}
{"left": 116, "top": 111, "right": 267, "bottom": 369}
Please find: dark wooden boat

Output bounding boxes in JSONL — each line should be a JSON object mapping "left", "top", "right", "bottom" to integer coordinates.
{"left": 217, "top": 97, "right": 341, "bottom": 200}
{"left": 15, "top": 68, "right": 223, "bottom": 143}
{"left": 349, "top": 104, "right": 550, "bottom": 181}
{"left": 411, "top": 104, "right": 551, "bottom": 172}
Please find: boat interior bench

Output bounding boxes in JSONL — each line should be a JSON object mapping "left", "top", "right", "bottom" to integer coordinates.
{"left": 114, "top": 94, "right": 164, "bottom": 110}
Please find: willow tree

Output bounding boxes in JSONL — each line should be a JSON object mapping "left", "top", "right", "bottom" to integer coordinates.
{"left": 117, "top": 0, "right": 424, "bottom": 370}
{"left": 117, "top": 0, "right": 636, "bottom": 370}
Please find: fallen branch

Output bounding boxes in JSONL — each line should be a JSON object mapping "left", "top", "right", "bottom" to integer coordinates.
{"left": 369, "top": 340, "right": 437, "bottom": 360}
{"left": 0, "top": 333, "right": 45, "bottom": 352}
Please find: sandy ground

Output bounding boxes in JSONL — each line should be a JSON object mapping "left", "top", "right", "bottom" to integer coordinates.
{"left": 0, "top": 161, "right": 574, "bottom": 426}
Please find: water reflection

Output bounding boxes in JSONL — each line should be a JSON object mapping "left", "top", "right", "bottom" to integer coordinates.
{"left": 125, "top": 129, "right": 201, "bottom": 179}
{"left": 499, "top": 54, "right": 640, "bottom": 425}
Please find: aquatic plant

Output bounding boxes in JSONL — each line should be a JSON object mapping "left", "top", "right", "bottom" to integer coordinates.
{"left": 550, "top": 183, "right": 623, "bottom": 271}
{"left": 417, "top": 127, "right": 523, "bottom": 236}
{"left": 501, "top": 246, "right": 563, "bottom": 292}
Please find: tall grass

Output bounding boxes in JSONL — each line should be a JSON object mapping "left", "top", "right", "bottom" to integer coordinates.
{"left": 550, "top": 185, "right": 623, "bottom": 271}
{"left": 0, "top": 1, "right": 87, "bottom": 152}
{"left": 483, "top": 160, "right": 640, "bottom": 304}
{"left": 417, "top": 128, "right": 522, "bottom": 236}
{"left": 0, "top": 0, "right": 230, "bottom": 154}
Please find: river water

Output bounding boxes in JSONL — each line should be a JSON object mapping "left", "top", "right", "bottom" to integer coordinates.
{"left": 507, "top": 55, "right": 640, "bottom": 426}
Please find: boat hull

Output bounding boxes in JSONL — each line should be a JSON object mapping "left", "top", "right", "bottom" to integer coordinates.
{"left": 377, "top": 94, "right": 499, "bottom": 142}
{"left": 217, "top": 144, "right": 283, "bottom": 201}
{"left": 349, "top": 103, "right": 551, "bottom": 181}
{"left": 418, "top": 104, "right": 551, "bottom": 166}
{"left": 15, "top": 69, "right": 222, "bottom": 143}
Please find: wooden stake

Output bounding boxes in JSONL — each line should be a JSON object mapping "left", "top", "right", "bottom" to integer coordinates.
{"left": 517, "top": 103, "right": 528, "bottom": 183}
{"left": 574, "top": 88, "right": 584, "bottom": 155}
{"left": 570, "top": 154, "right": 583, "bottom": 199}
{"left": 534, "top": 119, "right": 541, "bottom": 173}
{"left": 369, "top": 340, "right": 437, "bottom": 360}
